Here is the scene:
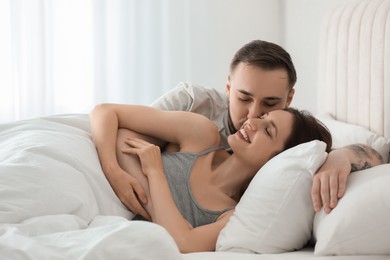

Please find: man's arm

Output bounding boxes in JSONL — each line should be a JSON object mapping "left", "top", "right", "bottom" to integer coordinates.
{"left": 312, "top": 143, "right": 384, "bottom": 213}
{"left": 347, "top": 144, "right": 384, "bottom": 171}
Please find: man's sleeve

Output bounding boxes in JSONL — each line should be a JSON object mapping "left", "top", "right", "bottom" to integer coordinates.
{"left": 150, "top": 82, "right": 194, "bottom": 112}
{"left": 151, "top": 82, "right": 230, "bottom": 147}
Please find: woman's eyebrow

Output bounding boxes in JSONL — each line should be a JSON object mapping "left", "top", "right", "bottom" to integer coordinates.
{"left": 270, "top": 120, "right": 278, "bottom": 139}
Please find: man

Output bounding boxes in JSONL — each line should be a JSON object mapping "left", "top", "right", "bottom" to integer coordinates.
{"left": 115, "top": 40, "right": 383, "bottom": 220}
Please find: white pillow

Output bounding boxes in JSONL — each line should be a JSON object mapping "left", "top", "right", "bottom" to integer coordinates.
{"left": 216, "top": 140, "right": 328, "bottom": 254}
{"left": 316, "top": 113, "right": 390, "bottom": 163}
{"left": 313, "top": 164, "right": 390, "bottom": 255}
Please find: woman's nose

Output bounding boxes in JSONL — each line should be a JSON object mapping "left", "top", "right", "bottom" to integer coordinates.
{"left": 245, "top": 118, "right": 259, "bottom": 131}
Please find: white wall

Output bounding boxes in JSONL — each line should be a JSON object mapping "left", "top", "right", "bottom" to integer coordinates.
{"left": 184, "top": 0, "right": 364, "bottom": 115}
{"left": 184, "top": 0, "right": 282, "bottom": 90}
{"left": 282, "top": 0, "right": 363, "bottom": 114}
{"left": 2, "top": 0, "right": 367, "bottom": 120}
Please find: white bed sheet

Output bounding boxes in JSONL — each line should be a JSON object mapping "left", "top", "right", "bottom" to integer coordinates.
{"left": 0, "top": 215, "right": 181, "bottom": 260}
{"left": 184, "top": 249, "right": 390, "bottom": 260}
{"left": 0, "top": 114, "right": 182, "bottom": 260}
{"left": 1, "top": 114, "right": 389, "bottom": 260}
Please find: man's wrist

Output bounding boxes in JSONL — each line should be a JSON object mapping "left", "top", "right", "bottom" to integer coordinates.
{"left": 340, "top": 144, "right": 383, "bottom": 172}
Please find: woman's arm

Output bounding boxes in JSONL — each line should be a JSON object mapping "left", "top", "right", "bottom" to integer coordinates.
{"left": 89, "top": 103, "right": 220, "bottom": 218}
{"left": 149, "top": 169, "right": 233, "bottom": 252}
{"left": 91, "top": 103, "right": 219, "bottom": 149}
{"left": 90, "top": 104, "right": 151, "bottom": 219}
{"left": 125, "top": 138, "right": 233, "bottom": 253}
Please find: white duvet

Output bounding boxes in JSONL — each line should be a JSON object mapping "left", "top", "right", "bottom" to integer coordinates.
{"left": 0, "top": 114, "right": 182, "bottom": 260}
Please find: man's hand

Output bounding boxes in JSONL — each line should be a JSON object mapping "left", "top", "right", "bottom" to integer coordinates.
{"left": 312, "top": 149, "right": 351, "bottom": 213}
{"left": 312, "top": 144, "right": 384, "bottom": 214}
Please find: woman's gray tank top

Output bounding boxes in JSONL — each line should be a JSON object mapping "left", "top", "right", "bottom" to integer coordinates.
{"left": 161, "top": 146, "right": 234, "bottom": 227}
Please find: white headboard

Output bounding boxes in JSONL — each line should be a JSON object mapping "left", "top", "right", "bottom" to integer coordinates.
{"left": 317, "top": 0, "right": 390, "bottom": 139}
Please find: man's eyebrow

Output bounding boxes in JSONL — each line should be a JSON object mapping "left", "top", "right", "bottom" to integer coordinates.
{"left": 237, "top": 89, "right": 282, "bottom": 101}
{"left": 237, "top": 89, "right": 253, "bottom": 96}
{"left": 264, "top": 97, "right": 282, "bottom": 101}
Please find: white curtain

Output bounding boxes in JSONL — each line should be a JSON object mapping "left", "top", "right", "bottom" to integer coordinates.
{"left": 0, "top": 0, "right": 281, "bottom": 123}
{"left": 0, "top": 0, "right": 192, "bottom": 122}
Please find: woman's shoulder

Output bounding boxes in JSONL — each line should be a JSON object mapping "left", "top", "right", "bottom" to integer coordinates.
{"left": 175, "top": 111, "right": 222, "bottom": 151}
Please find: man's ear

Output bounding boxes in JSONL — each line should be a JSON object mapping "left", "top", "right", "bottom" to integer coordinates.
{"left": 225, "top": 75, "right": 231, "bottom": 98}
{"left": 286, "top": 88, "right": 295, "bottom": 107}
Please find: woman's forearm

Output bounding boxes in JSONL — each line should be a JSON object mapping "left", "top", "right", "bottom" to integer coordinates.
{"left": 90, "top": 105, "right": 152, "bottom": 218}
{"left": 147, "top": 170, "right": 194, "bottom": 247}
{"left": 90, "top": 104, "right": 122, "bottom": 175}
{"left": 148, "top": 172, "right": 192, "bottom": 229}
{"left": 148, "top": 170, "right": 231, "bottom": 253}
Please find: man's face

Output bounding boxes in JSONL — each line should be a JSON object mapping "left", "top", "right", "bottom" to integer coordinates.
{"left": 226, "top": 62, "right": 294, "bottom": 132}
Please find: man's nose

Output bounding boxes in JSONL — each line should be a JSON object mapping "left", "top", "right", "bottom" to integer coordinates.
{"left": 248, "top": 105, "right": 262, "bottom": 118}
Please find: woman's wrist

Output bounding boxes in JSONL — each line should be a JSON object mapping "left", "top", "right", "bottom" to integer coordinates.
{"left": 102, "top": 162, "right": 123, "bottom": 180}
{"left": 144, "top": 166, "right": 165, "bottom": 179}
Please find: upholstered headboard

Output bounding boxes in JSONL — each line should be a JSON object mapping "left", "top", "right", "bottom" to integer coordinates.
{"left": 317, "top": 0, "right": 390, "bottom": 139}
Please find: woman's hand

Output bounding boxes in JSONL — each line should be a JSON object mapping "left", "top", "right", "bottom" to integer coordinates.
{"left": 122, "top": 138, "right": 164, "bottom": 178}
{"left": 108, "top": 167, "right": 151, "bottom": 220}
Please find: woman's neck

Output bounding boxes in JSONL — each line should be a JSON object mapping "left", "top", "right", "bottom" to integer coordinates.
{"left": 210, "top": 150, "right": 257, "bottom": 201}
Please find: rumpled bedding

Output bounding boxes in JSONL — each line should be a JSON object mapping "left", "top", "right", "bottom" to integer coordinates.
{"left": 0, "top": 114, "right": 182, "bottom": 260}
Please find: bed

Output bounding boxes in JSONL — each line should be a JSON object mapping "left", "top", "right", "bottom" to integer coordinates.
{"left": 1, "top": 0, "right": 389, "bottom": 259}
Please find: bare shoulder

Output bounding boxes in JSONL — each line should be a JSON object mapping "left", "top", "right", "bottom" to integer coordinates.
{"left": 173, "top": 111, "right": 221, "bottom": 150}
{"left": 209, "top": 209, "right": 235, "bottom": 235}
{"left": 216, "top": 209, "right": 235, "bottom": 224}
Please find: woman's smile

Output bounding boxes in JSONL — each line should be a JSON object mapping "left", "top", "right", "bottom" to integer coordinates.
{"left": 237, "top": 129, "right": 251, "bottom": 143}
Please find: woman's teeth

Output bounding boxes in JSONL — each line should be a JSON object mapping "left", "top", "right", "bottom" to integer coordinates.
{"left": 240, "top": 129, "right": 250, "bottom": 143}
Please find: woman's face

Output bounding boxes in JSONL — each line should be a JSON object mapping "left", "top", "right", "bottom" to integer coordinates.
{"left": 226, "top": 63, "right": 294, "bottom": 132}
{"left": 228, "top": 110, "right": 294, "bottom": 169}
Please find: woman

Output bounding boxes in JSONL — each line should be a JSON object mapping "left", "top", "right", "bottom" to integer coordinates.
{"left": 90, "top": 103, "right": 331, "bottom": 253}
